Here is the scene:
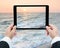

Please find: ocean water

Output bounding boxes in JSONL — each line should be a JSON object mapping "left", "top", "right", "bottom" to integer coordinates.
{"left": 0, "top": 13, "right": 60, "bottom": 48}
{"left": 17, "top": 13, "right": 45, "bottom": 28}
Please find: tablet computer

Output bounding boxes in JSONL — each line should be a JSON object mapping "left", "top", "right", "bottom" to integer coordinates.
{"left": 13, "top": 5, "right": 49, "bottom": 30}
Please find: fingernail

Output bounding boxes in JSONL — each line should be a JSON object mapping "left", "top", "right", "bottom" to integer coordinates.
{"left": 46, "top": 26, "right": 48, "bottom": 28}
{"left": 14, "top": 26, "right": 16, "bottom": 27}
{"left": 14, "top": 26, "right": 16, "bottom": 29}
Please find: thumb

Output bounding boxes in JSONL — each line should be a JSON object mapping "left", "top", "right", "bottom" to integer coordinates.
{"left": 46, "top": 26, "right": 52, "bottom": 35}
{"left": 12, "top": 26, "right": 16, "bottom": 33}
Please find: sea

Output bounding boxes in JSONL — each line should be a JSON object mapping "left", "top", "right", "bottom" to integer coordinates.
{"left": 0, "top": 13, "right": 60, "bottom": 48}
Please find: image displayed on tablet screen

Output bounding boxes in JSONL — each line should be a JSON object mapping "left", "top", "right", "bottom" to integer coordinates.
{"left": 14, "top": 5, "right": 49, "bottom": 30}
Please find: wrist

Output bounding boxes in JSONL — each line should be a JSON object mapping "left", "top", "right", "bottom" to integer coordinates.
{"left": 52, "top": 35, "right": 59, "bottom": 39}
{"left": 51, "top": 36, "right": 60, "bottom": 45}
{"left": 5, "top": 35, "right": 13, "bottom": 39}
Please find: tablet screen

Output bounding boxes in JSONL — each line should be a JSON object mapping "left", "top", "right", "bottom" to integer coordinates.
{"left": 14, "top": 5, "right": 49, "bottom": 30}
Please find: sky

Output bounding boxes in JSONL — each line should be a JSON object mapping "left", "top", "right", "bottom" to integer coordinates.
{"left": 17, "top": 7, "right": 45, "bottom": 12}
{"left": 0, "top": 0, "right": 60, "bottom": 13}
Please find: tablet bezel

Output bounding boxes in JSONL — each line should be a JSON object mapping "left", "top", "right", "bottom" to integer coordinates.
{"left": 13, "top": 5, "right": 49, "bottom": 30}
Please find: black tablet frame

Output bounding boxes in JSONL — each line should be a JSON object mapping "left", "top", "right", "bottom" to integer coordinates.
{"left": 13, "top": 5, "right": 49, "bottom": 30}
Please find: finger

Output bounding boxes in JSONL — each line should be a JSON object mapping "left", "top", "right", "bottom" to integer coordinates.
{"left": 12, "top": 26, "right": 16, "bottom": 32}
{"left": 46, "top": 30, "right": 49, "bottom": 35}
{"left": 14, "top": 32, "right": 17, "bottom": 36}
{"left": 46, "top": 26, "right": 49, "bottom": 35}
{"left": 12, "top": 26, "right": 16, "bottom": 36}
{"left": 8, "top": 24, "right": 13, "bottom": 30}
{"left": 46, "top": 26, "right": 52, "bottom": 33}
{"left": 49, "top": 24, "right": 57, "bottom": 30}
{"left": 7, "top": 24, "right": 14, "bottom": 31}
